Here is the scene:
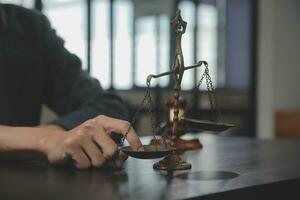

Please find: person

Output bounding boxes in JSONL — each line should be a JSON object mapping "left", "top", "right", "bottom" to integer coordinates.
{"left": 0, "top": 3, "right": 143, "bottom": 169}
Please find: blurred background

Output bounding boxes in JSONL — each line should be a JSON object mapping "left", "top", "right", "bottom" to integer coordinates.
{"left": 2, "top": 0, "right": 300, "bottom": 139}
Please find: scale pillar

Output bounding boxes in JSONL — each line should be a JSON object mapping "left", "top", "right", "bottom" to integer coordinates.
{"left": 153, "top": 10, "right": 191, "bottom": 171}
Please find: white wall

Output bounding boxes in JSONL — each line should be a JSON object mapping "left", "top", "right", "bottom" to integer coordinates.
{"left": 273, "top": 1, "right": 300, "bottom": 110}
{"left": 257, "top": 0, "right": 300, "bottom": 138}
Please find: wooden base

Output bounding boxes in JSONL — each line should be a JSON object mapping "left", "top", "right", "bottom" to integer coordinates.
{"left": 275, "top": 111, "right": 300, "bottom": 138}
{"left": 150, "top": 138, "right": 203, "bottom": 150}
{"left": 175, "top": 138, "right": 203, "bottom": 150}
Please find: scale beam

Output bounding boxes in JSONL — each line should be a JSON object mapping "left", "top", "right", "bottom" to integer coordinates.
{"left": 146, "top": 61, "right": 208, "bottom": 84}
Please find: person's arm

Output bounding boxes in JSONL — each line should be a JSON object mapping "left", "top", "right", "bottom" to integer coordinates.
{"left": 0, "top": 125, "right": 48, "bottom": 161}
{"left": 39, "top": 14, "right": 128, "bottom": 130}
{"left": 0, "top": 115, "right": 143, "bottom": 169}
{"left": 39, "top": 124, "right": 65, "bottom": 131}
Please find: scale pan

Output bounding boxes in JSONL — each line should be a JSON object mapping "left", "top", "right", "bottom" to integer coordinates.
{"left": 121, "top": 145, "right": 174, "bottom": 159}
{"left": 182, "top": 118, "right": 234, "bottom": 131}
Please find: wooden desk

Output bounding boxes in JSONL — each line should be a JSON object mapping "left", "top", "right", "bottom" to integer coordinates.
{"left": 0, "top": 134, "right": 300, "bottom": 200}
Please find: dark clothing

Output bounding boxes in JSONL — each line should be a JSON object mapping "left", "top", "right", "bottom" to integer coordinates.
{"left": 0, "top": 4, "right": 128, "bottom": 130}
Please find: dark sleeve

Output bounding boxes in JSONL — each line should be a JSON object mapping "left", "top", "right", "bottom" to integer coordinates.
{"left": 40, "top": 14, "right": 129, "bottom": 130}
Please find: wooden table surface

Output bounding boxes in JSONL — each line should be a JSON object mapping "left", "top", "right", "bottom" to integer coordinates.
{"left": 0, "top": 134, "right": 300, "bottom": 200}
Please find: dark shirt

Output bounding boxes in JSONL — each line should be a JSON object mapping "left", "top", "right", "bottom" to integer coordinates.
{"left": 0, "top": 4, "right": 128, "bottom": 130}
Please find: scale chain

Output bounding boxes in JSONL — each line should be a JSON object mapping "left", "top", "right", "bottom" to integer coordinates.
{"left": 119, "top": 86, "right": 150, "bottom": 146}
{"left": 190, "top": 67, "right": 206, "bottom": 103}
{"left": 205, "top": 67, "right": 216, "bottom": 120}
{"left": 120, "top": 81, "right": 167, "bottom": 147}
{"left": 188, "top": 64, "right": 223, "bottom": 123}
{"left": 145, "top": 84, "right": 157, "bottom": 140}
{"left": 205, "top": 66, "right": 223, "bottom": 122}
{"left": 145, "top": 81, "right": 169, "bottom": 147}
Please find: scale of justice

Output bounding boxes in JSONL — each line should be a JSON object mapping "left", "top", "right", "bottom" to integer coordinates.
{"left": 119, "top": 10, "right": 234, "bottom": 171}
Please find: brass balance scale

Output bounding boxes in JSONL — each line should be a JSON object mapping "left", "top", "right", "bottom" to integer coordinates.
{"left": 120, "top": 10, "right": 233, "bottom": 171}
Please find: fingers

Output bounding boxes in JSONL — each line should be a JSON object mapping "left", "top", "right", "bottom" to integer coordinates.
{"left": 114, "top": 151, "right": 128, "bottom": 168}
{"left": 96, "top": 115, "right": 143, "bottom": 151}
{"left": 78, "top": 133, "right": 105, "bottom": 167}
{"left": 72, "top": 150, "right": 91, "bottom": 169}
{"left": 92, "top": 125, "right": 118, "bottom": 160}
{"left": 64, "top": 137, "right": 91, "bottom": 169}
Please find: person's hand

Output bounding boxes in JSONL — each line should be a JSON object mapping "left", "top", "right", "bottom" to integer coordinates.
{"left": 39, "top": 115, "right": 143, "bottom": 169}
